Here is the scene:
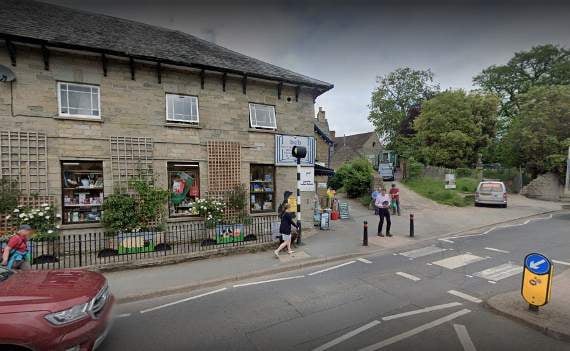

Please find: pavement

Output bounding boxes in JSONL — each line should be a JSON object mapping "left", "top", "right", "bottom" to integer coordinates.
{"left": 98, "top": 211, "right": 570, "bottom": 350}
{"left": 487, "top": 268, "right": 570, "bottom": 341}
{"left": 104, "top": 184, "right": 562, "bottom": 302}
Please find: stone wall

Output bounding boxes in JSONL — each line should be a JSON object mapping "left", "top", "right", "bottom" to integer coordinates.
{"left": 521, "top": 173, "right": 563, "bottom": 201}
{"left": 0, "top": 44, "right": 319, "bottom": 233}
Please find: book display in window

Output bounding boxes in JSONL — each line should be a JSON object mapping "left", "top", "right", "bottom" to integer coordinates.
{"left": 61, "top": 161, "right": 104, "bottom": 224}
{"left": 250, "top": 165, "right": 275, "bottom": 213}
{"left": 168, "top": 163, "right": 200, "bottom": 217}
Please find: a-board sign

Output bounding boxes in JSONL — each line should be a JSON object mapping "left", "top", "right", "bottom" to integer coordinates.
{"left": 339, "top": 202, "right": 350, "bottom": 219}
{"left": 521, "top": 253, "right": 553, "bottom": 307}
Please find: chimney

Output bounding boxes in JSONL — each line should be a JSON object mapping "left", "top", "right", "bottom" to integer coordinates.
{"left": 317, "top": 107, "right": 326, "bottom": 122}
{"left": 330, "top": 130, "right": 336, "bottom": 139}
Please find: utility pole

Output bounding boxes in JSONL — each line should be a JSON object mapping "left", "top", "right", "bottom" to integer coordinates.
{"left": 292, "top": 146, "right": 307, "bottom": 245}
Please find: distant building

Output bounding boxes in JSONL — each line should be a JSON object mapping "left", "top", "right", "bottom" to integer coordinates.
{"left": 313, "top": 107, "right": 335, "bottom": 188}
{"left": 332, "top": 132, "right": 383, "bottom": 169}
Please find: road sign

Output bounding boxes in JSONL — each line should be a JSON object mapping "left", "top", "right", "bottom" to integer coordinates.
{"left": 521, "top": 253, "right": 553, "bottom": 307}
{"left": 524, "top": 253, "right": 551, "bottom": 275}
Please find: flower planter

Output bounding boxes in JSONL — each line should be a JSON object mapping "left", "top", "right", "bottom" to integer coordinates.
{"left": 116, "top": 231, "right": 165, "bottom": 255}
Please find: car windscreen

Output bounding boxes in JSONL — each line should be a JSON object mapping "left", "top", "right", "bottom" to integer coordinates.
{"left": 479, "top": 183, "right": 503, "bottom": 192}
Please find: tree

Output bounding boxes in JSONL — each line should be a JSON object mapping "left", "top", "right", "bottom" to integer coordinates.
{"left": 502, "top": 85, "right": 570, "bottom": 177}
{"left": 474, "top": 44, "right": 570, "bottom": 124}
{"left": 413, "top": 90, "right": 499, "bottom": 168}
{"left": 368, "top": 67, "right": 439, "bottom": 150}
{"left": 327, "top": 159, "right": 373, "bottom": 198}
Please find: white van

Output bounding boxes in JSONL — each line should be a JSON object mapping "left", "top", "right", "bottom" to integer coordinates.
{"left": 475, "top": 181, "right": 507, "bottom": 208}
{"left": 379, "top": 163, "right": 395, "bottom": 181}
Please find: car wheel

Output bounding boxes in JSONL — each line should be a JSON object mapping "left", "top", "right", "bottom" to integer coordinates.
{"left": 475, "top": 202, "right": 481, "bottom": 207}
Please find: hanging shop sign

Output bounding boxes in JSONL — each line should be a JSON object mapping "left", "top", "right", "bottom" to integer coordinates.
{"left": 300, "top": 166, "right": 315, "bottom": 192}
{"left": 275, "top": 135, "right": 315, "bottom": 166}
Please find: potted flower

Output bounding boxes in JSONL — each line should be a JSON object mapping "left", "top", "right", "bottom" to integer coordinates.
{"left": 191, "top": 198, "right": 225, "bottom": 246}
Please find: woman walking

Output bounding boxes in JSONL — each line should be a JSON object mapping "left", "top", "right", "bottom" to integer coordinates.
{"left": 274, "top": 203, "right": 298, "bottom": 258}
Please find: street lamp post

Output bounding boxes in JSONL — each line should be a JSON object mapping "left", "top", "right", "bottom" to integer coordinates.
{"left": 292, "top": 146, "right": 307, "bottom": 245}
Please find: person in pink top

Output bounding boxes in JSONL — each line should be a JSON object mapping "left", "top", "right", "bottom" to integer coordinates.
{"left": 374, "top": 188, "right": 392, "bottom": 237}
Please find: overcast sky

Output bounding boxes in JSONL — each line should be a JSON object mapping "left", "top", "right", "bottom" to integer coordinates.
{"left": 44, "top": 0, "right": 570, "bottom": 136}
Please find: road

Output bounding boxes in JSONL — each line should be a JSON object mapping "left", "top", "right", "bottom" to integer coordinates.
{"left": 100, "top": 212, "right": 570, "bottom": 351}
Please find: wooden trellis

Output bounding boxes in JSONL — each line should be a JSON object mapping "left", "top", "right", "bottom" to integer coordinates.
{"left": 0, "top": 195, "right": 56, "bottom": 235}
{"left": 109, "top": 136, "right": 154, "bottom": 191}
{"left": 0, "top": 131, "right": 48, "bottom": 196}
{"left": 207, "top": 141, "right": 242, "bottom": 219}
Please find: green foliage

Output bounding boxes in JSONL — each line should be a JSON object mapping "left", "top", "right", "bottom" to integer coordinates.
{"left": 407, "top": 158, "right": 425, "bottom": 179}
{"left": 192, "top": 198, "right": 225, "bottom": 228}
{"left": 474, "top": 44, "right": 570, "bottom": 124}
{"left": 413, "top": 90, "right": 499, "bottom": 168}
{"left": 0, "top": 178, "right": 20, "bottom": 214}
{"left": 456, "top": 178, "right": 479, "bottom": 193}
{"left": 482, "top": 168, "right": 519, "bottom": 182}
{"left": 227, "top": 184, "right": 248, "bottom": 212}
{"left": 131, "top": 179, "right": 170, "bottom": 231}
{"left": 404, "top": 177, "right": 472, "bottom": 207}
{"left": 502, "top": 85, "right": 570, "bottom": 177}
{"left": 11, "top": 204, "right": 59, "bottom": 239}
{"left": 343, "top": 159, "right": 374, "bottom": 198}
{"left": 456, "top": 168, "right": 474, "bottom": 178}
{"left": 101, "top": 193, "right": 138, "bottom": 234}
{"left": 328, "top": 159, "right": 373, "bottom": 198}
{"left": 368, "top": 67, "right": 439, "bottom": 150}
{"left": 102, "top": 178, "right": 169, "bottom": 234}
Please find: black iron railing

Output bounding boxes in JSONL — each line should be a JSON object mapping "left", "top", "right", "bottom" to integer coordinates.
{"left": 0, "top": 215, "right": 278, "bottom": 270}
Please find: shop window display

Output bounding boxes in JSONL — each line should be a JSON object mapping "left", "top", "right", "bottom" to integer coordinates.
{"left": 250, "top": 164, "right": 275, "bottom": 213}
{"left": 168, "top": 163, "right": 200, "bottom": 217}
{"left": 61, "top": 161, "right": 104, "bottom": 224}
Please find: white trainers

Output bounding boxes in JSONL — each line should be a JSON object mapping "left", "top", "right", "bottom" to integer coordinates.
{"left": 288, "top": 250, "right": 295, "bottom": 254}
{"left": 274, "top": 250, "right": 279, "bottom": 258}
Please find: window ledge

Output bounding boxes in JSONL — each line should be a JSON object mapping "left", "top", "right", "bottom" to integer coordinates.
{"left": 248, "top": 128, "right": 278, "bottom": 134}
{"left": 167, "top": 216, "right": 202, "bottom": 223}
{"left": 54, "top": 116, "right": 103, "bottom": 123}
{"left": 60, "top": 222, "right": 102, "bottom": 230}
{"left": 165, "top": 123, "right": 202, "bottom": 129}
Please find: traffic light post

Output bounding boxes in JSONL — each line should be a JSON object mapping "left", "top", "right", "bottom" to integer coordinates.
{"left": 292, "top": 146, "right": 307, "bottom": 245}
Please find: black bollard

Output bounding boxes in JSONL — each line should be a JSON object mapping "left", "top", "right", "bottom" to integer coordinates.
{"left": 409, "top": 213, "right": 415, "bottom": 237}
{"left": 363, "top": 221, "right": 368, "bottom": 246}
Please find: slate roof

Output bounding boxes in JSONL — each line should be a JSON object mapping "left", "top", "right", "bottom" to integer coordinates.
{"left": 314, "top": 119, "right": 334, "bottom": 144}
{"left": 332, "top": 132, "right": 381, "bottom": 169}
{"left": 334, "top": 132, "right": 378, "bottom": 149}
{"left": 0, "top": 0, "right": 333, "bottom": 92}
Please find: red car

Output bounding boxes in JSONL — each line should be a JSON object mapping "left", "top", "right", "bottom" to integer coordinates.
{"left": 0, "top": 266, "right": 114, "bottom": 351}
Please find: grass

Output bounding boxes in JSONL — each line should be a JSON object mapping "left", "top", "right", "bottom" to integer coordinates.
{"left": 404, "top": 177, "right": 478, "bottom": 207}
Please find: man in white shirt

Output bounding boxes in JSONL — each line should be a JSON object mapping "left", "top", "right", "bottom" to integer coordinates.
{"left": 374, "top": 188, "right": 392, "bottom": 237}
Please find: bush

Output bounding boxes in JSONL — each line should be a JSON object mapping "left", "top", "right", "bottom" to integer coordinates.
{"left": 456, "top": 168, "right": 474, "bottom": 178}
{"left": 101, "top": 193, "right": 138, "bottom": 233}
{"left": 328, "top": 159, "right": 373, "bottom": 198}
{"left": 456, "top": 178, "right": 479, "bottom": 192}
{"left": 359, "top": 195, "right": 372, "bottom": 207}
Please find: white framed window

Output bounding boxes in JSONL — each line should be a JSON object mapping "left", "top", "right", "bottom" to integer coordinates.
{"left": 249, "top": 103, "right": 277, "bottom": 129}
{"left": 57, "top": 82, "right": 100, "bottom": 118}
{"left": 166, "top": 94, "right": 199, "bottom": 123}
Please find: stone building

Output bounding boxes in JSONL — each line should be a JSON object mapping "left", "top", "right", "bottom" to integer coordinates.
{"left": 332, "top": 132, "right": 382, "bottom": 170}
{"left": 0, "top": 0, "right": 333, "bottom": 233}
{"left": 313, "top": 107, "right": 335, "bottom": 191}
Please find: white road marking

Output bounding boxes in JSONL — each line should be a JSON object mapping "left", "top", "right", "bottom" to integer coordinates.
{"left": 400, "top": 246, "right": 447, "bottom": 259}
{"left": 426, "top": 263, "right": 433, "bottom": 266}
{"left": 308, "top": 261, "right": 356, "bottom": 276}
{"left": 358, "top": 258, "right": 373, "bottom": 264}
{"left": 448, "top": 290, "right": 482, "bottom": 303}
{"left": 465, "top": 275, "right": 473, "bottom": 278}
{"left": 474, "top": 263, "right": 522, "bottom": 281}
{"left": 454, "top": 324, "right": 477, "bottom": 351}
{"left": 432, "top": 254, "right": 486, "bottom": 270}
{"left": 140, "top": 288, "right": 227, "bottom": 314}
{"left": 116, "top": 313, "right": 131, "bottom": 318}
{"left": 488, "top": 281, "right": 497, "bottom": 284}
{"left": 358, "top": 309, "right": 472, "bottom": 351}
{"left": 395, "top": 272, "right": 421, "bottom": 282}
{"left": 438, "top": 239, "right": 455, "bottom": 243}
{"left": 484, "top": 247, "right": 510, "bottom": 254}
{"left": 381, "top": 302, "right": 462, "bottom": 321}
{"left": 553, "top": 259, "right": 570, "bottom": 266}
{"left": 449, "top": 214, "right": 553, "bottom": 240}
{"left": 233, "top": 275, "right": 304, "bottom": 288}
{"left": 312, "top": 320, "right": 381, "bottom": 351}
